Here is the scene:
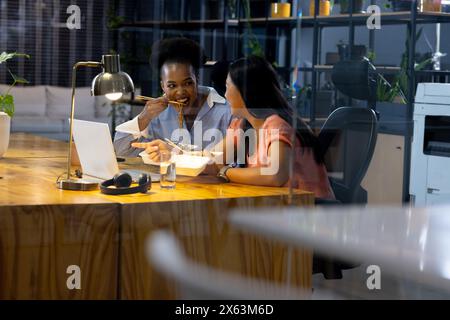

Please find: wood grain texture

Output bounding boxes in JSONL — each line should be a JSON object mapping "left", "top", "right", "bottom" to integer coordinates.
{"left": 0, "top": 155, "right": 312, "bottom": 206}
{"left": 4, "top": 133, "right": 68, "bottom": 158}
{"left": 0, "top": 157, "right": 113, "bottom": 206}
{"left": 120, "top": 194, "right": 314, "bottom": 299}
{"left": 0, "top": 204, "right": 118, "bottom": 299}
{"left": 361, "top": 134, "right": 404, "bottom": 204}
{"left": 1, "top": 134, "right": 313, "bottom": 206}
{"left": 1, "top": 133, "right": 315, "bottom": 299}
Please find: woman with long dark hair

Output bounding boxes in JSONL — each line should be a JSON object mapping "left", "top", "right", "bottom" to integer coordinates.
{"left": 216, "top": 55, "right": 334, "bottom": 199}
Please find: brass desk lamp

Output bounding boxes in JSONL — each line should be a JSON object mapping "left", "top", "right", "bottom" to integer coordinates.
{"left": 57, "top": 54, "right": 134, "bottom": 190}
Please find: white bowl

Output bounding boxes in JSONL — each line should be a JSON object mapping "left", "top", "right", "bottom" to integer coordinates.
{"left": 139, "top": 152, "right": 210, "bottom": 177}
{"left": 172, "top": 154, "right": 210, "bottom": 176}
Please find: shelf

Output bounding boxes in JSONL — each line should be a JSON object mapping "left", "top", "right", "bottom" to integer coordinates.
{"left": 299, "top": 11, "right": 450, "bottom": 27}
{"left": 313, "top": 64, "right": 401, "bottom": 74}
{"left": 118, "top": 19, "right": 225, "bottom": 29}
{"left": 238, "top": 17, "right": 305, "bottom": 28}
{"left": 117, "top": 11, "right": 450, "bottom": 31}
{"left": 415, "top": 70, "right": 450, "bottom": 76}
{"left": 279, "top": 65, "right": 400, "bottom": 73}
{"left": 297, "top": 65, "right": 450, "bottom": 75}
{"left": 118, "top": 17, "right": 301, "bottom": 30}
{"left": 294, "top": 65, "right": 402, "bottom": 75}
{"left": 121, "top": 62, "right": 447, "bottom": 75}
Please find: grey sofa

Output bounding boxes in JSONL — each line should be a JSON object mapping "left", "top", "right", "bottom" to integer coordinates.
{"left": 0, "top": 85, "right": 113, "bottom": 141}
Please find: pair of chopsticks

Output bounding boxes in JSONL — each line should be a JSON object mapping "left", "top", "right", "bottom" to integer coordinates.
{"left": 164, "top": 138, "right": 184, "bottom": 153}
{"left": 136, "top": 95, "right": 186, "bottom": 108}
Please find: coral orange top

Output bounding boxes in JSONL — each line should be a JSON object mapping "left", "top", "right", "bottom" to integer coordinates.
{"left": 228, "top": 115, "right": 335, "bottom": 200}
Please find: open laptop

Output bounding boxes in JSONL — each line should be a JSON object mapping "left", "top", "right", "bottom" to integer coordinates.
{"left": 72, "top": 119, "right": 159, "bottom": 182}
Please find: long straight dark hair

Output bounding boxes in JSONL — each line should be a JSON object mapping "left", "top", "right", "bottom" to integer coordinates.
{"left": 228, "top": 55, "right": 323, "bottom": 164}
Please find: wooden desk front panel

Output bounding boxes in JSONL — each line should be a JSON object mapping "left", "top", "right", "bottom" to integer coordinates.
{"left": 120, "top": 194, "right": 314, "bottom": 299}
{"left": 0, "top": 204, "right": 119, "bottom": 299}
{"left": 1, "top": 133, "right": 315, "bottom": 299}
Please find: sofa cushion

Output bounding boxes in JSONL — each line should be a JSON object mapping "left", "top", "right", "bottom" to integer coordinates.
{"left": 47, "top": 86, "right": 95, "bottom": 120}
{"left": 11, "top": 116, "right": 64, "bottom": 133}
{"left": 0, "top": 85, "right": 47, "bottom": 117}
{"left": 95, "top": 96, "right": 112, "bottom": 118}
{"left": 62, "top": 116, "right": 111, "bottom": 132}
{"left": 0, "top": 84, "right": 8, "bottom": 94}
{"left": 95, "top": 117, "right": 111, "bottom": 124}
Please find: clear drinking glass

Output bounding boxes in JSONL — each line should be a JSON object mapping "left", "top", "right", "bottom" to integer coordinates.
{"left": 160, "top": 150, "right": 176, "bottom": 189}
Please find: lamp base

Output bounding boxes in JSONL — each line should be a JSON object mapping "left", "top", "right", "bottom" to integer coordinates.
{"left": 57, "top": 178, "right": 99, "bottom": 191}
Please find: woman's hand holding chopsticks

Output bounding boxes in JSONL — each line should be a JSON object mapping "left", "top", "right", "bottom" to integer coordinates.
{"left": 136, "top": 95, "right": 169, "bottom": 131}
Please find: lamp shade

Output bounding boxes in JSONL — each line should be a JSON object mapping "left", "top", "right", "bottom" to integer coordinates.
{"left": 91, "top": 54, "right": 134, "bottom": 99}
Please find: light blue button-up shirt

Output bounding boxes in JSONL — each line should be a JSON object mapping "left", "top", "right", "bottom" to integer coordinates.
{"left": 114, "top": 86, "right": 232, "bottom": 157}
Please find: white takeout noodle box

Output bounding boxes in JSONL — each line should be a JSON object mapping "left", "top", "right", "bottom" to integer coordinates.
{"left": 139, "top": 151, "right": 211, "bottom": 176}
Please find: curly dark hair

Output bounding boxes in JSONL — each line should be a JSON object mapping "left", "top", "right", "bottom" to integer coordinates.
{"left": 150, "top": 37, "right": 207, "bottom": 76}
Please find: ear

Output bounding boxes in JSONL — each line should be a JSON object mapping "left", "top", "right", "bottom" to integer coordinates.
{"left": 160, "top": 80, "right": 164, "bottom": 92}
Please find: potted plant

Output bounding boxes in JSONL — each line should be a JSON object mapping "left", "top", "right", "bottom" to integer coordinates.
{"left": 374, "top": 28, "right": 432, "bottom": 134}
{"left": 395, "top": 54, "right": 432, "bottom": 102}
{"left": 377, "top": 28, "right": 432, "bottom": 104}
{"left": 338, "top": 0, "right": 365, "bottom": 14}
{"left": 228, "top": 0, "right": 237, "bottom": 19}
{"left": 0, "top": 52, "right": 30, "bottom": 158}
{"left": 295, "top": 85, "right": 313, "bottom": 118}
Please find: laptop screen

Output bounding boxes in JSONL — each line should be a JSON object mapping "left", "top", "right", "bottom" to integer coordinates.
{"left": 72, "top": 119, "right": 119, "bottom": 180}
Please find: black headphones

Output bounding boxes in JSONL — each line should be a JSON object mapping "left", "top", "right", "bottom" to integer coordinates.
{"left": 100, "top": 172, "right": 151, "bottom": 195}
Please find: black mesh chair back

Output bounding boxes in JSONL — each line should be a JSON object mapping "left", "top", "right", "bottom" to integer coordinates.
{"left": 319, "top": 107, "right": 378, "bottom": 204}
{"left": 313, "top": 107, "right": 378, "bottom": 279}
{"left": 331, "top": 59, "right": 378, "bottom": 109}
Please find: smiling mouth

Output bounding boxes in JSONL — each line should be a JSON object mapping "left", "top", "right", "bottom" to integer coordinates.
{"left": 176, "top": 98, "right": 189, "bottom": 105}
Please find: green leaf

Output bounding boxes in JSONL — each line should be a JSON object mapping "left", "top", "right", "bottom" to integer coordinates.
{"left": 416, "top": 28, "right": 423, "bottom": 43}
{"left": 8, "top": 69, "right": 29, "bottom": 84}
{"left": 366, "top": 51, "right": 376, "bottom": 62}
{"left": 106, "top": 6, "right": 125, "bottom": 30}
{"left": 415, "top": 58, "right": 432, "bottom": 71}
{"left": 0, "top": 94, "right": 14, "bottom": 117}
{"left": 385, "top": 27, "right": 426, "bottom": 104}
{"left": 376, "top": 78, "right": 395, "bottom": 102}
{"left": 0, "top": 52, "right": 30, "bottom": 64}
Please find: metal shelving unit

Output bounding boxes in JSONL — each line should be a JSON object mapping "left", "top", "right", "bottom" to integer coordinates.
{"left": 118, "top": 20, "right": 226, "bottom": 29}
{"left": 304, "top": 0, "right": 450, "bottom": 203}
{"left": 115, "top": 0, "right": 450, "bottom": 203}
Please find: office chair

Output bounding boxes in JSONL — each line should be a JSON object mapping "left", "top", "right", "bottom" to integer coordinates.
{"left": 314, "top": 59, "right": 379, "bottom": 203}
{"left": 331, "top": 58, "right": 378, "bottom": 111}
{"left": 312, "top": 106, "right": 378, "bottom": 279}
{"left": 146, "top": 231, "right": 326, "bottom": 300}
{"left": 319, "top": 107, "right": 378, "bottom": 204}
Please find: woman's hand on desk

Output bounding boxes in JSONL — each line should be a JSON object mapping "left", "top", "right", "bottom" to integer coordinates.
{"left": 137, "top": 96, "right": 169, "bottom": 131}
{"left": 131, "top": 139, "right": 172, "bottom": 162}
{"left": 203, "top": 163, "right": 224, "bottom": 175}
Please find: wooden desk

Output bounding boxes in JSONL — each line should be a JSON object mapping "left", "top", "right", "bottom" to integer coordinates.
{"left": 4, "top": 132, "right": 68, "bottom": 158}
{"left": 0, "top": 133, "right": 314, "bottom": 299}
